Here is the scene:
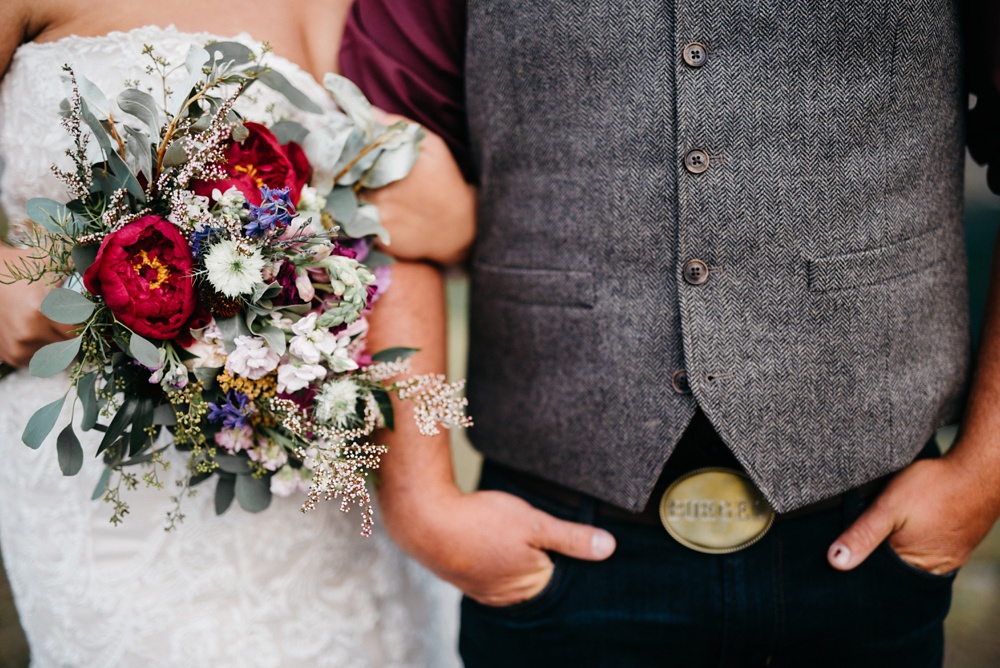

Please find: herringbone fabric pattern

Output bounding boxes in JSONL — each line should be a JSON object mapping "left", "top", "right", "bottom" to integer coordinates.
{"left": 464, "top": 0, "right": 969, "bottom": 512}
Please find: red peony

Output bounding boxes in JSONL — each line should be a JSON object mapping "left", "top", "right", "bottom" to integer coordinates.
{"left": 191, "top": 122, "right": 310, "bottom": 206}
{"left": 83, "top": 216, "right": 197, "bottom": 340}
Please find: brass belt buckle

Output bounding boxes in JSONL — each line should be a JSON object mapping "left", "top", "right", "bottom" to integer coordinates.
{"left": 658, "top": 467, "right": 775, "bottom": 554}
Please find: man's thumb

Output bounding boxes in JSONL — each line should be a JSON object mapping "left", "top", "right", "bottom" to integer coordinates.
{"left": 828, "top": 502, "right": 895, "bottom": 571}
{"left": 533, "top": 513, "right": 616, "bottom": 561}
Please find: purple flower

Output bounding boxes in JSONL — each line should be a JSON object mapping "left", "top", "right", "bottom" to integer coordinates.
{"left": 273, "top": 261, "right": 304, "bottom": 305}
{"left": 245, "top": 186, "right": 296, "bottom": 237}
{"left": 366, "top": 265, "right": 392, "bottom": 309}
{"left": 189, "top": 226, "right": 222, "bottom": 259}
{"left": 207, "top": 390, "right": 255, "bottom": 429}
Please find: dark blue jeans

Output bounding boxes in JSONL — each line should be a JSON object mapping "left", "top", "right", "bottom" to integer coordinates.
{"left": 459, "top": 461, "right": 955, "bottom": 668}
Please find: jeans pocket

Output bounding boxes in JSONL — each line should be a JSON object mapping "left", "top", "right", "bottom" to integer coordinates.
{"left": 467, "top": 553, "right": 573, "bottom": 619}
{"left": 877, "top": 542, "right": 958, "bottom": 586}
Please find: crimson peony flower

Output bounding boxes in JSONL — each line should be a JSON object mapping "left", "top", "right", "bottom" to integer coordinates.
{"left": 191, "top": 122, "right": 310, "bottom": 206}
{"left": 83, "top": 216, "right": 197, "bottom": 340}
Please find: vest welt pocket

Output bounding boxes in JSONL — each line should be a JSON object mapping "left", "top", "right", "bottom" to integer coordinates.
{"left": 471, "top": 263, "right": 595, "bottom": 308}
{"left": 806, "top": 226, "right": 948, "bottom": 292}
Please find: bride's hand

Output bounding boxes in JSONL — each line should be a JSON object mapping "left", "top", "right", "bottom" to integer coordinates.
{"left": 360, "top": 109, "right": 475, "bottom": 266}
{"left": 0, "top": 246, "right": 71, "bottom": 367}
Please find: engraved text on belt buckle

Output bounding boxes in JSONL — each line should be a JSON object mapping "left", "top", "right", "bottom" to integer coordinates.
{"left": 658, "top": 467, "right": 775, "bottom": 554}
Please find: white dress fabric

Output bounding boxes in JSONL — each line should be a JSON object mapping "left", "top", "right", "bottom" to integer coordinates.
{"left": 0, "top": 26, "right": 460, "bottom": 668}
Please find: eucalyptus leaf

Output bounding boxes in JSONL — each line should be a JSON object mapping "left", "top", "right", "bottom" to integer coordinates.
{"left": 77, "top": 96, "right": 115, "bottom": 156}
{"left": 117, "top": 88, "right": 162, "bottom": 137}
{"left": 361, "top": 123, "right": 425, "bottom": 189}
{"left": 324, "top": 186, "right": 358, "bottom": 225}
{"left": 215, "top": 475, "right": 236, "bottom": 515}
{"left": 371, "top": 347, "right": 419, "bottom": 364}
{"left": 256, "top": 68, "right": 323, "bottom": 114}
{"left": 364, "top": 250, "right": 396, "bottom": 268}
{"left": 193, "top": 366, "right": 221, "bottom": 389}
{"left": 78, "top": 372, "right": 99, "bottom": 431}
{"left": 162, "top": 142, "right": 189, "bottom": 168}
{"left": 26, "top": 198, "right": 72, "bottom": 233}
{"left": 123, "top": 125, "right": 154, "bottom": 183}
{"left": 104, "top": 150, "right": 146, "bottom": 202}
{"left": 57, "top": 424, "right": 84, "bottom": 476}
{"left": 206, "top": 41, "right": 257, "bottom": 67}
{"left": 301, "top": 119, "right": 355, "bottom": 188}
{"left": 323, "top": 74, "right": 375, "bottom": 141}
{"left": 72, "top": 71, "right": 112, "bottom": 118}
{"left": 21, "top": 395, "right": 66, "bottom": 449}
{"left": 170, "top": 46, "right": 210, "bottom": 116}
{"left": 235, "top": 473, "right": 272, "bottom": 513}
{"left": 341, "top": 202, "right": 390, "bottom": 245}
{"left": 97, "top": 397, "right": 137, "bottom": 456}
{"left": 153, "top": 403, "right": 177, "bottom": 426}
{"left": 270, "top": 119, "right": 309, "bottom": 145}
{"left": 91, "top": 466, "right": 112, "bottom": 500}
{"left": 215, "top": 454, "right": 251, "bottom": 475}
{"left": 231, "top": 123, "right": 249, "bottom": 143}
{"left": 40, "top": 288, "right": 95, "bottom": 325}
{"left": 29, "top": 337, "right": 82, "bottom": 378}
{"left": 72, "top": 244, "right": 99, "bottom": 275}
{"left": 129, "top": 332, "right": 161, "bottom": 369}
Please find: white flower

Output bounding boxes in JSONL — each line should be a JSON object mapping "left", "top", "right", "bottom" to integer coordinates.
{"left": 182, "top": 322, "right": 227, "bottom": 370}
{"left": 314, "top": 379, "right": 361, "bottom": 428}
{"left": 225, "top": 335, "right": 280, "bottom": 380}
{"left": 204, "top": 239, "right": 265, "bottom": 298}
{"left": 295, "top": 268, "right": 315, "bottom": 302}
{"left": 277, "top": 363, "right": 327, "bottom": 394}
{"left": 215, "top": 426, "right": 254, "bottom": 453}
{"left": 297, "top": 186, "right": 326, "bottom": 212}
{"left": 270, "top": 464, "right": 312, "bottom": 497}
{"left": 168, "top": 192, "right": 211, "bottom": 225}
{"left": 288, "top": 312, "right": 339, "bottom": 364}
{"left": 213, "top": 186, "right": 246, "bottom": 211}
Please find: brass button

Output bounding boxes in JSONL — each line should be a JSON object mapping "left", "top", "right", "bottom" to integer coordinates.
{"left": 671, "top": 370, "right": 691, "bottom": 394}
{"left": 682, "top": 259, "right": 709, "bottom": 286}
{"left": 684, "top": 149, "right": 710, "bottom": 174}
{"left": 682, "top": 42, "right": 708, "bottom": 68}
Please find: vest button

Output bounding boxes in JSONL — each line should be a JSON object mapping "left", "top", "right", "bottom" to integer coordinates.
{"left": 682, "top": 259, "right": 710, "bottom": 285}
{"left": 672, "top": 370, "right": 692, "bottom": 394}
{"left": 684, "top": 149, "right": 710, "bottom": 174}
{"left": 682, "top": 42, "right": 708, "bottom": 67}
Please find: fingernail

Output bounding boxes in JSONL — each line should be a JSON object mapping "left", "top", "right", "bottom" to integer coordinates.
{"left": 591, "top": 530, "right": 616, "bottom": 559}
{"left": 830, "top": 543, "right": 852, "bottom": 569}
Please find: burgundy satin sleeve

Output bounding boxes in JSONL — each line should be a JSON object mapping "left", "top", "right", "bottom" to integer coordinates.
{"left": 339, "top": 0, "right": 472, "bottom": 180}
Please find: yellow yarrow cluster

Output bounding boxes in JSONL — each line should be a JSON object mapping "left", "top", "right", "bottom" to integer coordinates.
{"left": 216, "top": 370, "right": 278, "bottom": 401}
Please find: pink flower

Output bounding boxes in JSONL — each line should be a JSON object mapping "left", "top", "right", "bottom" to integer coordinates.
{"left": 225, "top": 336, "right": 280, "bottom": 380}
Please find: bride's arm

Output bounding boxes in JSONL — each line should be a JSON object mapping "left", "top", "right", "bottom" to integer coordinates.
{"left": 0, "top": 2, "right": 70, "bottom": 367}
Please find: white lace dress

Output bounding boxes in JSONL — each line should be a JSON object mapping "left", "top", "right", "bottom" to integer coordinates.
{"left": 0, "top": 26, "right": 460, "bottom": 668}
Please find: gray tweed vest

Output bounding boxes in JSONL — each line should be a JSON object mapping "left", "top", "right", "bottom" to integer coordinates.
{"left": 463, "top": 0, "right": 970, "bottom": 512}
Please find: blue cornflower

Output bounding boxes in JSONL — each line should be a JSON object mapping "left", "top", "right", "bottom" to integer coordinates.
{"left": 245, "top": 186, "right": 296, "bottom": 237}
{"left": 189, "top": 226, "right": 222, "bottom": 259}
{"left": 207, "top": 391, "right": 255, "bottom": 429}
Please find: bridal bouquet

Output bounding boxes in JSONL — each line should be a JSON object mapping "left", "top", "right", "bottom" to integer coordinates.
{"left": 5, "top": 42, "right": 470, "bottom": 533}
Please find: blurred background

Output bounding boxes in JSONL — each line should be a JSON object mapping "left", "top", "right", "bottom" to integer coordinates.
{"left": 1, "top": 160, "right": 999, "bottom": 666}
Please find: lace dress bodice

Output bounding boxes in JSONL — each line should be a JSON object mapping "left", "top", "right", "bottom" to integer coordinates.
{"left": 0, "top": 26, "right": 459, "bottom": 668}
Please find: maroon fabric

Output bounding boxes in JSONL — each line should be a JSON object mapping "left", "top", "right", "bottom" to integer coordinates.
{"left": 340, "top": 0, "right": 471, "bottom": 180}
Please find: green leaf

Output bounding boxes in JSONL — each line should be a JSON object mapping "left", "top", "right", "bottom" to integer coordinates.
{"left": 214, "top": 475, "right": 236, "bottom": 515}
{"left": 364, "top": 250, "right": 396, "bottom": 268}
{"left": 371, "top": 387, "right": 394, "bottom": 431}
{"left": 97, "top": 397, "right": 137, "bottom": 456}
{"left": 117, "top": 88, "right": 161, "bottom": 138}
{"left": 129, "top": 332, "right": 161, "bottom": 368}
{"left": 270, "top": 119, "right": 309, "bottom": 145}
{"left": 104, "top": 150, "right": 146, "bottom": 202}
{"left": 123, "top": 125, "right": 154, "bottom": 183}
{"left": 169, "top": 46, "right": 210, "bottom": 116}
{"left": 324, "top": 186, "right": 358, "bottom": 225}
{"left": 235, "top": 473, "right": 272, "bottom": 513}
{"left": 91, "top": 466, "right": 112, "bottom": 500}
{"left": 78, "top": 372, "right": 99, "bottom": 431}
{"left": 26, "top": 198, "right": 72, "bottom": 233}
{"left": 120, "top": 444, "right": 169, "bottom": 467}
{"left": 323, "top": 73, "right": 376, "bottom": 141}
{"left": 29, "top": 337, "right": 82, "bottom": 378}
{"left": 21, "top": 395, "right": 66, "bottom": 449}
{"left": 206, "top": 41, "right": 256, "bottom": 67}
{"left": 256, "top": 68, "right": 323, "bottom": 114}
{"left": 216, "top": 315, "right": 252, "bottom": 353}
{"left": 162, "top": 141, "right": 188, "bottom": 167}
{"left": 129, "top": 397, "right": 155, "bottom": 456}
{"left": 215, "top": 454, "right": 251, "bottom": 475}
{"left": 72, "top": 245, "right": 99, "bottom": 275}
{"left": 258, "top": 325, "right": 286, "bottom": 356}
{"left": 57, "top": 424, "right": 84, "bottom": 476}
{"left": 371, "top": 347, "right": 418, "bottom": 364}
{"left": 40, "top": 288, "right": 95, "bottom": 324}
{"left": 231, "top": 123, "right": 249, "bottom": 143}
{"left": 74, "top": 72, "right": 111, "bottom": 118}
